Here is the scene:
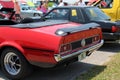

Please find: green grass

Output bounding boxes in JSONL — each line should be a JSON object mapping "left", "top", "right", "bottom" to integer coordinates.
{"left": 76, "top": 53, "right": 120, "bottom": 80}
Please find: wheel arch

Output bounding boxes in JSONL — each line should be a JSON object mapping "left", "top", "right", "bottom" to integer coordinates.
{"left": 33, "top": 13, "right": 40, "bottom": 16}
{"left": 0, "top": 41, "right": 25, "bottom": 58}
{"left": 0, "top": 42, "right": 33, "bottom": 79}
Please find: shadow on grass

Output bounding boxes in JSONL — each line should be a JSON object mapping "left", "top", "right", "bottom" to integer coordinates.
{"left": 76, "top": 65, "right": 106, "bottom": 80}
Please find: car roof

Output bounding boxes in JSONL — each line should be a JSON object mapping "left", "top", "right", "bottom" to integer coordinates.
{"left": 55, "top": 6, "right": 95, "bottom": 9}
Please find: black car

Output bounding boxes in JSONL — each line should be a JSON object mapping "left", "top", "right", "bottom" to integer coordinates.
{"left": 41, "top": 6, "right": 120, "bottom": 43}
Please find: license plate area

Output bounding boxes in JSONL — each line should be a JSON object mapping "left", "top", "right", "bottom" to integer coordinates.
{"left": 78, "top": 52, "right": 86, "bottom": 61}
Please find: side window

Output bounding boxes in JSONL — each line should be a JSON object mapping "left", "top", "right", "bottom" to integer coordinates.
{"left": 70, "top": 9, "right": 84, "bottom": 23}
{"left": 45, "top": 9, "right": 69, "bottom": 20}
{"left": 22, "top": 7, "right": 25, "bottom": 10}
{"left": 70, "top": 9, "right": 79, "bottom": 22}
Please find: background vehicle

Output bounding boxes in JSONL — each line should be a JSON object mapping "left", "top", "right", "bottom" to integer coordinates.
{"left": 87, "top": 0, "right": 120, "bottom": 22}
{"left": 20, "top": 4, "right": 43, "bottom": 18}
{"left": 42, "top": 6, "right": 120, "bottom": 43}
{"left": 0, "top": 6, "right": 103, "bottom": 80}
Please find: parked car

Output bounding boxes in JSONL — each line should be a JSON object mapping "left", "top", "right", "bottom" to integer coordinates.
{"left": 0, "top": 0, "right": 14, "bottom": 19}
{"left": 0, "top": 10, "right": 16, "bottom": 20}
{"left": 20, "top": 4, "right": 43, "bottom": 18}
{"left": 41, "top": 6, "right": 120, "bottom": 43}
{"left": 0, "top": 12, "right": 7, "bottom": 19}
{"left": 0, "top": 6, "right": 103, "bottom": 80}
{"left": 86, "top": 0, "right": 120, "bottom": 22}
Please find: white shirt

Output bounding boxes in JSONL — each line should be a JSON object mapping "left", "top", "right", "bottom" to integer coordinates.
{"left": 58, "top": 2, "right": 64, "bottom": 6}
{"left": 78, "top": 2, "right": 86, "bottom": 7}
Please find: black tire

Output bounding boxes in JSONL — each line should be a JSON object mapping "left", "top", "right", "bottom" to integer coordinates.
{"left": 34, "top": 13, "right": 40, "bottom": 17}
{"left": 1, "top": 48, "right": 33, "bottom": 80}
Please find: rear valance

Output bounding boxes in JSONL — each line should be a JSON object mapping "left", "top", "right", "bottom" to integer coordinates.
{"left": 55, "top": 23, "right": 100, "bottom": 36}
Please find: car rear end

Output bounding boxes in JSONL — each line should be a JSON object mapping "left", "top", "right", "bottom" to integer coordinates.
{"left": 20, "top": 21, "right": 103, "bottom": 68}
{"left": 101, "top": 22, "right": 120, "bottom": 43}
{"left": 54, "top": 23, "right": 103, "bottom": 65}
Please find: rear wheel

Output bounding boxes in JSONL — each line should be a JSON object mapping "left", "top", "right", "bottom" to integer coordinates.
{"left": 34, "top": 13, "right": 40, "bottom": 17}
{"left": 1, "top": 48, "right": 32, "bottom": 80}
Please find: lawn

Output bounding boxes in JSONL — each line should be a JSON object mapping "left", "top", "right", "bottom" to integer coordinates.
{"left": 76, "top": 53, "right": 120, "bottom": 80}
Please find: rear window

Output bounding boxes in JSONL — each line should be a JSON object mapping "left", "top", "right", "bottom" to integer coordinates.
{"left": 85, "top": 7, "right": 110, "bottom": 20}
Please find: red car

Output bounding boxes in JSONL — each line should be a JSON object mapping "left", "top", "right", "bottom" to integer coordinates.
{"left": 0, "top": 1, "right": 15, "bottom": 20}
{"left": 0, "top": 7, "right": 103, "bottom": 80}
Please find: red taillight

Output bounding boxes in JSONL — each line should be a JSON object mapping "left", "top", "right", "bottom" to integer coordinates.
{"left": 112, "top": 26, "right": 119, "bottom": 32}
{"left": 92, "top": 35, "right": 100, "bottom": 42}
{"left": 60, "top": 44, "right": 71, "bottom": 53}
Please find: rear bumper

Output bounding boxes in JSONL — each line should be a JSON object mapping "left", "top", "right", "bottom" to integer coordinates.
{"left": 103, "top": 32, "right": 120, "bottom": 43}
{"left": 30, "top": 40, "right": 103, "bottom": 68}
{"left": 54, "top": 40, "right": 104, "bottom": 62}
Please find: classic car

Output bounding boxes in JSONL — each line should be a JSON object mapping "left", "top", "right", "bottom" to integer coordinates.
{"left": 41, "top": 6, "right": 120, "bottom": 43}
{"left": 0, "top": 6, "right": 103, "bottom": 80}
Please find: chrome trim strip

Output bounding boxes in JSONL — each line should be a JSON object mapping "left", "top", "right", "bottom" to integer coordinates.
{"left": 55, "top": 40, "right": 104, "bottom": 62}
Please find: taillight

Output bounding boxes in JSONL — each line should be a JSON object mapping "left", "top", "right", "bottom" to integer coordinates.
{"left": 60, "top": 44, "right": 71, "bottom": 53}
{"left": 92, "top": 35, "right": 100, "bottom": 42}
{"left": 112, "top": 26, "right": 120, "bottom": 32}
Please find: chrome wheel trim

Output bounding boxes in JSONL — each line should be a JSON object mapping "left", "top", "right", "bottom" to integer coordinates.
{"left": 4, "top": 52, "right": 21, "bottom": 75}
{"left": 34, "top": 13, "right": 40, "bottom": 17}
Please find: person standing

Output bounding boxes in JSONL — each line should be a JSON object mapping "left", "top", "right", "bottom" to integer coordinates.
{"left": 58, "top": 0, "right": 64, "bottom": 6}
{"left": 77, "top": 0, "right": 86, "bottom": 7}
{"left": 40, "top": 1, "right": 48, "bottom": 14}
{"left": 12, "top": 0, "right": 21, "bottom": 22}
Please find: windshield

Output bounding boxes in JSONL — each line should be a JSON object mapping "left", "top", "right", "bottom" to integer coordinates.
{"left": 21, "top": 6, "right": 32, "bottom": 10}
{"left": 84, "top": 7, "right": 110, "bottom": 20}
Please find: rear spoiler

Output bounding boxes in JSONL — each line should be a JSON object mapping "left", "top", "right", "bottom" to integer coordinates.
{"left": 55, "top": 23, "right": 100, "bottom": 36}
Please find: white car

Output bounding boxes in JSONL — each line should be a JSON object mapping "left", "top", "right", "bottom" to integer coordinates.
{"left": 20, "top": 5, "right": 43, "bottom": 18}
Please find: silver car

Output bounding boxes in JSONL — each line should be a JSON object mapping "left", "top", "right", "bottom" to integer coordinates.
{"left": 20, "top": 5, "right": 43, "bottom": 18}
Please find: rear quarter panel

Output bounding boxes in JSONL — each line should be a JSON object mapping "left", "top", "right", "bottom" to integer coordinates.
{"left": 0, "top": 27, "right": 63, "bottom": 63}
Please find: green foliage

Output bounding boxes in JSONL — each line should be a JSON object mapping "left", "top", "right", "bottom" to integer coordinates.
{"left": 77, "top": 53, "right": 120, "bottom": 80}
